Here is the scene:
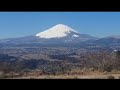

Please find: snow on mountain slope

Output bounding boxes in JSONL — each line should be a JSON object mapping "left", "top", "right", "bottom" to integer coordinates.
{"left": 36, "top": 24, "right": 79, "bottom": 39}
{"left": 72, "top": 34, "right": 79, "bottom": 37}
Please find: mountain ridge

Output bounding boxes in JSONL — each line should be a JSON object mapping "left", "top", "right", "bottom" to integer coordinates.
{"left": 0, "top": 24, "right": 98, "bottom": 44}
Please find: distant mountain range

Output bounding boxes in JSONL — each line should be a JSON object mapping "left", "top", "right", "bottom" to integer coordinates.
{"left": 0, "top": 24, "right": 120, "bottom": 49}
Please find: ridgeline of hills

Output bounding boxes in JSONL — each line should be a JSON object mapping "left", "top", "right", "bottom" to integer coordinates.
{"left": 0, "top": 24, "right": 120, "bottom": 50}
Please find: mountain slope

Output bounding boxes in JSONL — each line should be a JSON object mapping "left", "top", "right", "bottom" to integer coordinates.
{"left": 35, "top": 24, "right": 98, "bottom": 42}
{"left": 93, "top": 35, "right": 120, "bottom": 46}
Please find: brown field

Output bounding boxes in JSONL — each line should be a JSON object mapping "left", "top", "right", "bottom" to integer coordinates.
{"left": 3, "top": 70, "right": 120, "bottom": 79}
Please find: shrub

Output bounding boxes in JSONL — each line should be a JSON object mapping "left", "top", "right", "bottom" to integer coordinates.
{"left": 107, "top": 75, "right": 115, "bottom": 79}
{"left": 0, "top": 71, "right": 5, "bottom": 79}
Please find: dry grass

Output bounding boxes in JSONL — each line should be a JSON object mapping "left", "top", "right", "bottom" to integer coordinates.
{"left": 2, "top": 69, "right": 120, "bottom": 79}
{"left": 6, "top": 74, "right": 120, "bottom": 79}
{"left": 0, "top": 71, "right": 5, "bottom": 79}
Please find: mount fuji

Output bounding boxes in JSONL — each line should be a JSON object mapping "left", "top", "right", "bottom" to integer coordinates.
{"left": 36, "top": 24, "right": 79, "bottom": 39}
{"left": 0, "top": 24, "right": 98, "bottom": 45}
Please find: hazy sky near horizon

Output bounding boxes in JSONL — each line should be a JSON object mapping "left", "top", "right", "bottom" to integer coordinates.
{"left": 0, "top": 12, "right": 120, "bottom": 39}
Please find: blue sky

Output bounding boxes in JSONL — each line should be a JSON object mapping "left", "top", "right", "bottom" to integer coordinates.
{"left": 0, "top": 12, "right": 120, "bottom": 39}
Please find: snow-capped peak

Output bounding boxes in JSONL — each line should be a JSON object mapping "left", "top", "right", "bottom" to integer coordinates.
{"left": 36, "top": 24, "right": 79, "bottom": 39}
